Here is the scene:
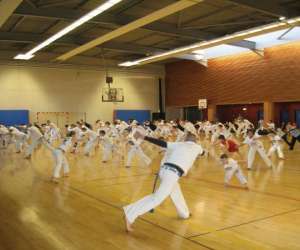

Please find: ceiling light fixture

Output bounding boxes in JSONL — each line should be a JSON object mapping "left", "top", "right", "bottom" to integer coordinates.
{"left": 14, "top": 0, "right": 123, "bottom": 60}
{"left": 119, "top": 16, "right": 300, "bottom": 67}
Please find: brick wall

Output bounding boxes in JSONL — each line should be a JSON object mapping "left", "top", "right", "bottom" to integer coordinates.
{"left": 165, "top": 41, "right": 300, "bottom": 107}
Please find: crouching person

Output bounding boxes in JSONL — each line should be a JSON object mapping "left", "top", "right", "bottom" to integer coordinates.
{"left": 220, "top": 154, "right": 248, "bottom": 189}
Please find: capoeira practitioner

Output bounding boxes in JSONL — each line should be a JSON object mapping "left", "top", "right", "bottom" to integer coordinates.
{"left": 123, "top": 130, "right": 204, "bottom": 232}
{"left": 43, "top": 131, "right": 75, "bottom": 183}
{"left": 242, "top": 129, "right": 272, "bottom": 170}
{"left": 217, "top": 135, "right": 242, "bottom": 158}
{"left": 282, "top": 125, "right": 300, "bottom": 151}
{"left": 9, "top": 126, "right": 28, "bottom": 153}
{"left": 82, "top": 126, "right": 98, "bottom": 156}
{"left": 126, "top": 127, "right": 151, "bottom": 168}
{"left": 67, "top": 124, "right": 83, "bottom": 153}
{"left": 171, "top": 125, "right": 185, "bottom": 142}
{"left": 220, "top": 154, "right": 248, "bottom": 188}
{"left": 267, "top": 131, "right": 284, "bottom": 159}
{"left": 98, "top": 130, "right": 114, "bottom": 163}
{"left": 25, "top": 124, "right": 44, "bottom": 159}
{"left": 46, "top": 120, "right": 60, "bottom": 144}
{"left": 0, "top": 124, "right": 9, "bottom": 148}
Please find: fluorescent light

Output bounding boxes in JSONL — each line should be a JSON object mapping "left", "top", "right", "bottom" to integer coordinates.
{"left": 118, "top": 61, "right": 139, "bottom": 67}
{"left": 279, "top": 16, "right": 286, "bottom": 21}
{"left": 118, "top": 16, "right": 300, "bottom": 67}
{"left": 14, "top": 0, "right": 123, "bottom": 60}
{"left": 14, "top": 54, "right": 35, "bottom": 60}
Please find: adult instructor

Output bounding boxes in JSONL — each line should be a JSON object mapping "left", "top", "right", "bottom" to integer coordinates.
{"left": 123, "top": 129, "right": 204, "bottom": 232}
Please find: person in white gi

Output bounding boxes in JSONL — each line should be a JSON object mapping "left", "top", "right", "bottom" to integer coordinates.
{"left": 243, "top": 129, "right": 272, "bottom": 170}
{"left": 267, "top": 131, "right": 284, "bottom": 159}
{"left": 43, "top": 131, "right": 74, "bottom": 183}
{"left": 98, "top": 130, "right": 114, "bottom": 163}
{"left": 67, "top": 124, "right": 83, "bottom": 153}
{"left": 25, "top": 124, "right": 44, "bottom": 159}
{"left": 0, "top": 125, "right": 9, "bottom": 148}
{"left": 220, "top": 154, "right": 248, "bottom": 188}
{"left": 47, "top": 120, "right": 61, "bottom": 144}
{"left": 9, "top": 126, "right": 28, "bottom": 153}
{"left": 82, "top": 126, "right": 98, "bottom": 156}
{"left": 126, "top": 128, "right": 151, "bottom": 168}
{"left": 123, "top": 130, "right": 204, "bottom": 232}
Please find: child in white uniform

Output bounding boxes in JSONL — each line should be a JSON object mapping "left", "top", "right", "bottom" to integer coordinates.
{"left": 267, "top": 131, "right": 284, "bottom": 159}
{"left": 220, "top": 154, "right": 248, "bottom": 188}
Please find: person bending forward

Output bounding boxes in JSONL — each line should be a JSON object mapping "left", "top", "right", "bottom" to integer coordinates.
{"left": 123, "top": 130, "right": 204, "bottom": 232}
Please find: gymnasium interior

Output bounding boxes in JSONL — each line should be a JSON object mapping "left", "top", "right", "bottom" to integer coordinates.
{"left": 0, "top": 0, "right": 300, "bottom": 249}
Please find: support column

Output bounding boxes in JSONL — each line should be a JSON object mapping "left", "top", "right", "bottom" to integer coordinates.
{"left": 207, "top": 104, "right": 217, "bottom": 121}
{"left": 264, "top": 101, "right": 274, "bottom": 123}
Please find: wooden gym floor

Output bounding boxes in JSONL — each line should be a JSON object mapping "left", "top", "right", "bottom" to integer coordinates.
{"left": 0, "top": 139, "right": 299, "bottom": 250}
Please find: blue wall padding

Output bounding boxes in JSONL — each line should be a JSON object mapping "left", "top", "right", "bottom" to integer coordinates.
{"left": 115, "top": 110, "right": 150, "bottom": 124}
{"left": 0, "top": 110, "right": 29, "bottom": 126}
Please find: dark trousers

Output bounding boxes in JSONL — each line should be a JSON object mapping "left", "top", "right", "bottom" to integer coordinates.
{"left": 282, "top": 134, "right": 300, "bottom": 150}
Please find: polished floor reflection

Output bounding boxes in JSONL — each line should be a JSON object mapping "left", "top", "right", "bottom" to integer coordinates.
{"left": 0, "top": 139, "right": 299, "bottom": 250}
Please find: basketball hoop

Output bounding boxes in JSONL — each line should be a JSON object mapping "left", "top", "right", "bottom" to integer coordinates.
{"left": 198, "top": 99, "right": 207, "bottom": 109}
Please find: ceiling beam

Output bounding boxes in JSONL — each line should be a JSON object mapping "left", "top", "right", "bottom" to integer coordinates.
{"left": 229, "top": 39, "right": 256, "bottom": 50}
{"left": 0, "top": 31, "right": 208, "bottom": 62}
{"left": 228, "top": 0, "right": 299, "bottom": 18}
{"left": 0, "top": 0, "right": 23, "bottom": 28}
{"left": 0, "top": 31, "right": 162, "bottom": 55}
{"left": 14, "top": 2, "right": 214, "bottom": 41}
{"left": 56, "top": 0, "right": 204, "bottom": 61}
{"left": 38, "top": 0, "right": 80, "bottom": 9}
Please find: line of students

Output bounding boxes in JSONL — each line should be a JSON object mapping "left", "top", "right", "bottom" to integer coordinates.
{"left": 1, "top": 117, "right": 298, "bottom": 232}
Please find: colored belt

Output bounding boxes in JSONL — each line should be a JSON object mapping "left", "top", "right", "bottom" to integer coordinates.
{"left": 163, "top": 163, "right": 184, "bottom": 177}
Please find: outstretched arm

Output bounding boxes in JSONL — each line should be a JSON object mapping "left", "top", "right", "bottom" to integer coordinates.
{"left": 144, "top": 136, "right": 167, "bottom": 148}
{"left": 134, "top": 130, "right": 167, "bottom": 148}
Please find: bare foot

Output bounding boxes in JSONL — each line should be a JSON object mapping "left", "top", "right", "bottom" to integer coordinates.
{"left": 63, "top": 173, "right": 69, "bottom": 178}
{"left": 51, "top": 177, "right": 59, "bottom": 183}
{"left": 25, "top": 155, "right": 31, "bottom": 160}
{"left": 123, "top": 214, "right": 134, "bottom": 232}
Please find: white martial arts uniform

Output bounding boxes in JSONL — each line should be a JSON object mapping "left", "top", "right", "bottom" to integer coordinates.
{"left": 267, "top": 135, "right": 284, "bottom": 159}
{"left": 25, "top": 126, "right": 43, "bottom": 157}
{"left": 83, "top": 128, "right": 98, "bottom": 156}
{"left": 10, "top": 127, "right": 28, "bottom": 152}
{"left": 126, "top": 134, "right": 151, "bottom": 167}
{"left": 48, "top": 123, "right": 60, "bottom": 144}
{"left": 223, "top": 158, "right": 247, "bottom": 185}
{"left": 243, "top": 134, "right": 272, "bottom": 169}
{"left": 68, "top": 126, "right": 83, "bottom": 153}
{"left": 0, "top": 125, "right": 9, "bottom": 148}
{"left": 99, "top": 134, "right": 114, "bottom": 162}
{"left": 124, "top": 139, "right": 203, "bottom": 224}
{"left": 45, "top": 137, "right": 72, "bottom": 178}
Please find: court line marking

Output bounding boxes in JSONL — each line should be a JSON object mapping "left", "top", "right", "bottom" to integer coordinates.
{"left": 73, "top": 173, "right": 153, "bottom": 184}
{"left": 188, "top": 207, "right": 300, "bottom": 239}
{"left": 68, "top": 185, "right": 215, "bottom": 250}
{"left": 73, "top": 178, "right": 154, "bottom": 189}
